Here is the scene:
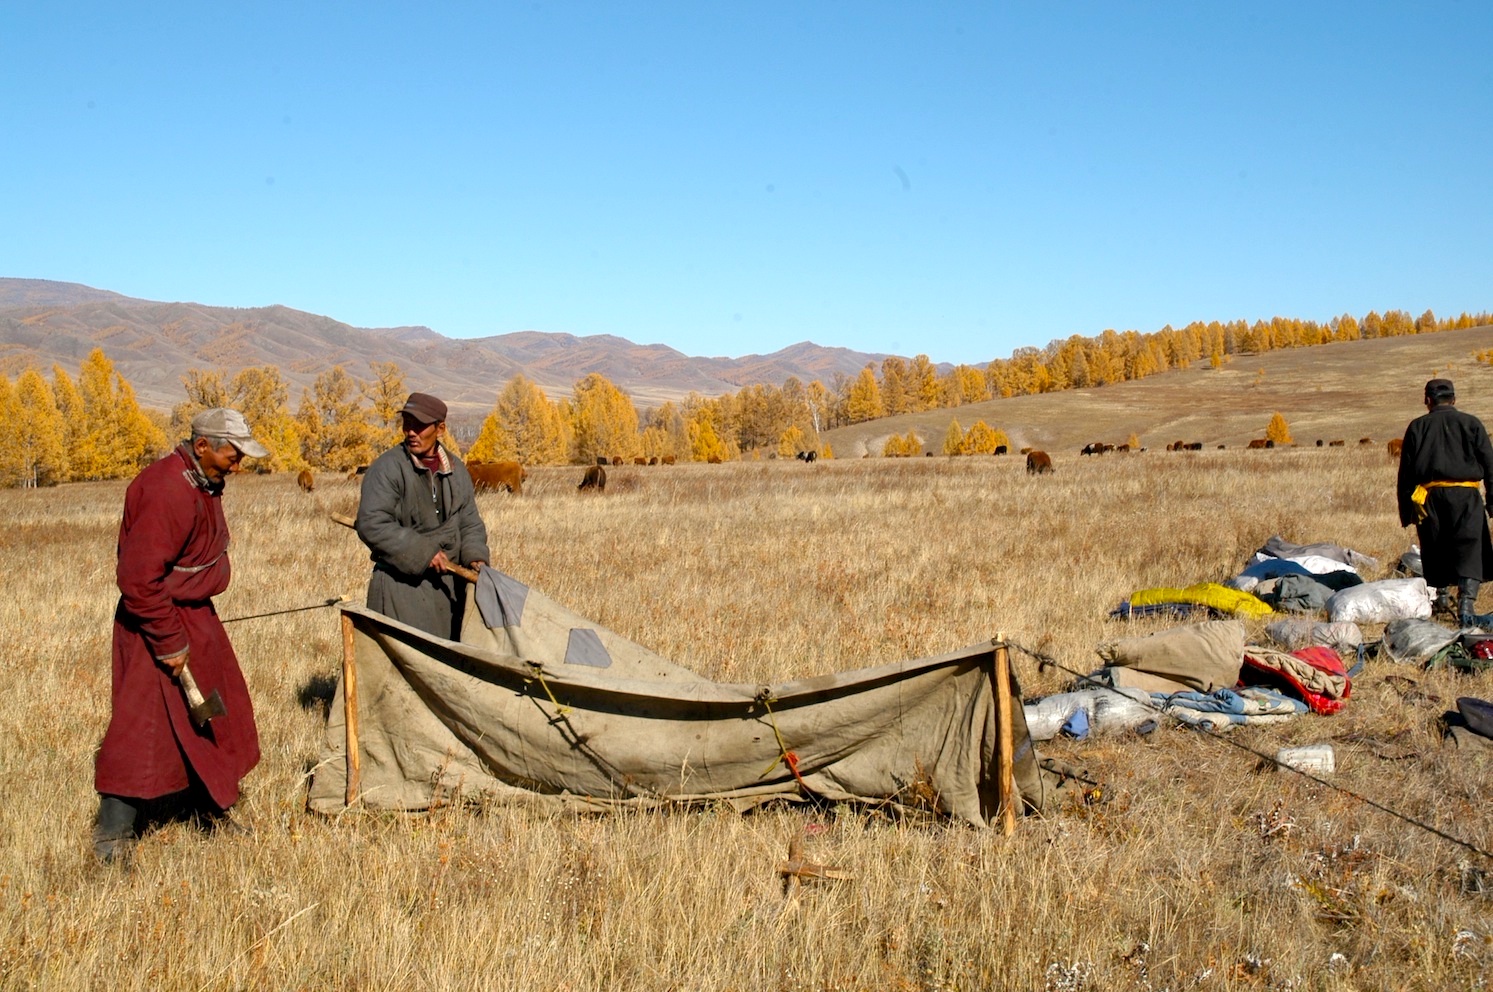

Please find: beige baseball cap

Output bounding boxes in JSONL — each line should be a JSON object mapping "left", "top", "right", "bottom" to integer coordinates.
{"left": 191, "top": 407, "right": 270, "bottom": 458}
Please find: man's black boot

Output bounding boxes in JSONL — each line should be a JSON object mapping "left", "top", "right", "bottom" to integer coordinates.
{"left": 92, "top": 794, "right": 138, "bottom": 866}
{"left": 1435, "top": 586, "right": 1457, "bottom": 618}
{"left": 1458, "top": 579, "right": 1493, "bottom": 629}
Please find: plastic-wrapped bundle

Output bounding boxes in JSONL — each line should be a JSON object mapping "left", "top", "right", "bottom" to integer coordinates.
{"left": 1023, "top": 687, "right": 1153, "bottom": 742}
{"left": 1263, "top": 619, "right": 1364, "bottom": 653}
{"left": 1381, "top": 618, "right": 1460, "bottom": 665}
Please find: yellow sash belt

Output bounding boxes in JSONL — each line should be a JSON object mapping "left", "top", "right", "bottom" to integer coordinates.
{"left": 1411, "top": 479, "right": 1482, "bottom": 522}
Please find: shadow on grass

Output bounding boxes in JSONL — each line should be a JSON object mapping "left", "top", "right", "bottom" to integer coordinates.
{"left": 297, "top": 672, "right": 338, "bottom": 714}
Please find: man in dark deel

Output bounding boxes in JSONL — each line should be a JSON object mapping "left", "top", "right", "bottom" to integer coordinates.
{"left": 94, "top": 408, "right": 266, "bottom": 864}
{"left": 356, "top": 392, "right": 490, "bottom": 638}
{"left": 1397, "top": 378, "right": 1493, "bottom": 627}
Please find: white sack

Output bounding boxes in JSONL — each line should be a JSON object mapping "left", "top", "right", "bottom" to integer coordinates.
{"left": 1326, "top": 577, "right": 1433, "bottom": 624}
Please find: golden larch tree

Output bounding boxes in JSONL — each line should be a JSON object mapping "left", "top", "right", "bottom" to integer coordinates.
{"left": 232, "top": 366, "right": 305, "bottom": 473}
{"left": 964, "top": 420, "right": 1001, "bottom": 455}
{"left": 640, "top": 400, "right": 687, "bottom": 461}
{"left": 171, "top": 369, "right": 230, "bottom": 438}
{"left": 470, "top": 374, "right": 569, "bottom": 466}
{"left": 307, "top": 366, "right": 380, "bottom": 470}
{"left": 365, "top": 361, "right": 407, "bottom": 447}
{"left": 1265, "top": 412, "right": 1293, "bottom": 446}
{"left": 15, "top": 368, "right": 68, "bottom": 486}
{"left": 880, "top": 357, "right": 910, "bottom": 416}
{"left": 941, "top": 418, "right": 967, "bottom": 456}
{"left": 76, "top": 349, "right": 165, "bottom": 478}
{"left": 909, "top": 355, "right": 940, "bottom": 411}
{"left": 569, "top": 373, "right": 640, "bottom": 464}
{"left": 777, "top": 425, "right": 807, "bottom": 459}
{"left": 843, "top": 366, "right": 885, "bottom": 425}
{"left": 50, "top": 365, "right": 90, "bottom": 482}
{"left": 687, "top": 414, "right": 731, "bottom": 463}
{"left": 0, "top": 375, "right": 23, "bottom": 486}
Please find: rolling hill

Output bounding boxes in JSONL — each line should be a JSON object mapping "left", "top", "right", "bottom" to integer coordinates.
{"left": 0, "top": 278, "right": 901, "bottom": 423}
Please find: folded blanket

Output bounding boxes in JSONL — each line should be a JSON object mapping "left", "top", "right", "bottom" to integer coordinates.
{"left": 1256, "top": 535, "right": 1379, "bottom": 571}
{"left": 1241, "top": 645, "right": 1350, "bottom": 714}
{"left": 1161, "top": 687, "right": 1307, "bottom": 731}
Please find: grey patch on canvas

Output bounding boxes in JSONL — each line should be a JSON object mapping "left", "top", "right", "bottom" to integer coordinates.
{"left": 475, "top": 565, "right": 530, "bottom": 629}
{"left": 564, "top": 628, "right": 612, "bottom": 668}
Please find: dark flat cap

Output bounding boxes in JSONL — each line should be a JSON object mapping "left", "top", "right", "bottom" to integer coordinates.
{"left": 1425, "top": 378, "right": 1456, "bottom": 402}
{"left": 400, "top": 392, "right": 448, "bottom": 425}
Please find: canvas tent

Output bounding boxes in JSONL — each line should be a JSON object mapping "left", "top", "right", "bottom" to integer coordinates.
{"left": 307, "top": 566, "right": 1045, "bottom": 827}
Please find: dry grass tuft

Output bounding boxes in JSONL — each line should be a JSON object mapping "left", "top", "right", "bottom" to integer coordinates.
{"left": 4, "top": 447, "right": 1493, "bottom": 989}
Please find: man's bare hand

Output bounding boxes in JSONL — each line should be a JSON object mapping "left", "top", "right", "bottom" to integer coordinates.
{"left": 159, "top": 651, "right": 188, "bottom": 677}
{"left": 430, "top": 551, "right": 453, "bottom": 573}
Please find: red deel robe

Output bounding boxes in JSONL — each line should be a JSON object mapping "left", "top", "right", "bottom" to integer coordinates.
{"left": 95, "top": 445, "right": 260, "bottom": 809}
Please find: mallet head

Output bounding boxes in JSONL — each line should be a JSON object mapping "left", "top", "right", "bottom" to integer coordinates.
{"left": 189, "top": 689, "right": 227, "bottom": 727}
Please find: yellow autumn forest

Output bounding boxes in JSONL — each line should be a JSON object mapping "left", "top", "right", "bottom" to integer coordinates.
{"left": 1, "top": 306, "right": 1487, "bottom": 487}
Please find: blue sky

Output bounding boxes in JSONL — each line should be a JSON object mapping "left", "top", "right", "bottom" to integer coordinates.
{"left": 3, "top": 2, "right": 1490, "bottom": 367}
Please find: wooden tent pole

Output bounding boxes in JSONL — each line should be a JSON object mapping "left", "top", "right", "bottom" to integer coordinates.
{"left": 993, "top": 633, "right": 1016, "bottom": 836}
{"left": 341, "top": 611, "right": 361, "bottom": 807}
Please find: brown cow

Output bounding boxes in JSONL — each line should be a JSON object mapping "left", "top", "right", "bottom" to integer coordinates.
{"left": 1246, "top": 438, "right": 1269, "bottom": 449}
{"left": 296, "top": 469, "right": 315, "bottom": 493}
{"left": 1359, "top": 437, "right": 1373, "bottom": 446}
{"left": 1387, "top": 438, "right": 1403, "bottom": 458}
{"left": 1329, "top": 440, "right": 1346, "bottom": 447}
{"left": 633, "top": 456, "right": 647, "bottom": 465}
{"left": 578, "top": 465, "right": 606, "bottom": 491}
{"left": 1019, "top": 447, "right": 1034, "bottom": 455}
{"left": 706, "top": 455, "right": 722, "bottom": 464}
{"left": 469, "top": 460, "right": 526, "bottom": 494}
{"left": 1025, "top": 450, "right": 1053, "bottom": 475}
{"left": 648, "top": 456, "right": 659, "bottom": 466}
{"left": 661, "top": 454, "right": 676, "bottom": 465}
{"left": 611, "top": 456, "right": 623, "bottom": 466}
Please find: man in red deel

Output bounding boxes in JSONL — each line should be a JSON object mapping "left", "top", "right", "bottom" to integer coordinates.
{"left": 93, "top": 408, "right": 267, "bottom": 864}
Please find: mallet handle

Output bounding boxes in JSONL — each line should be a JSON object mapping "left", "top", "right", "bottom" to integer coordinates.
{"left": 179, "top": 665, "right": 207, "bottom": 709}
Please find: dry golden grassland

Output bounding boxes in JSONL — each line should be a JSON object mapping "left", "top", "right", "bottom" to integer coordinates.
{"left": 825, "top": 325, "right": 1493, "bottom": 458}
{"left": 3, "top": 446, "right": 1492, "bottom": 990}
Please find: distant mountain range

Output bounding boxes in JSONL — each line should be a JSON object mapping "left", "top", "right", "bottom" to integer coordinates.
{"left": 0, "top": 278, "right": 911, "bottom": 424}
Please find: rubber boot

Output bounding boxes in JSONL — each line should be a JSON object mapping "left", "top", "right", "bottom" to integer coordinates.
{"left": 92, "top": 795, "right": 139, "bottom": 866}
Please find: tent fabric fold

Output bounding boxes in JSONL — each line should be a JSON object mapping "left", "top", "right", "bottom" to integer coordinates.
{"left": 307, "top": 568, "right": 1043, "bottom": 827}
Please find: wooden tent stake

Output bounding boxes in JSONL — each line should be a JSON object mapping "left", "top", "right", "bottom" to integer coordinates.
{"left": 341, "top": 611, "right": 362, "bottom": 806}
{"left": 993, "top": 634, "right": 1016, "bottom": 836}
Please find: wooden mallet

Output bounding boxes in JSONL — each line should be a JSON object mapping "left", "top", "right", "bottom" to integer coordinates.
{"left": 178, "top": 664, "right": 226, "bottom": 727}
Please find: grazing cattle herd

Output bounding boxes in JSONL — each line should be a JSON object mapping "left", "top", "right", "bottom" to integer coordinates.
{"left": 322, "top": 427, "right": 1403, "bottom": 499}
